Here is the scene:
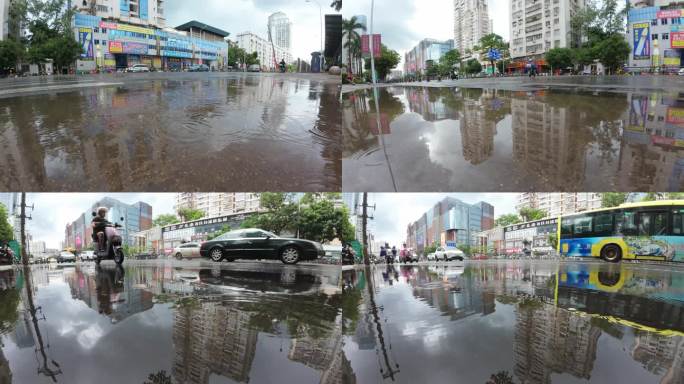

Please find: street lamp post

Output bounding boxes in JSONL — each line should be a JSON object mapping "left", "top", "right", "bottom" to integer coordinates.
{"left": 306, "top": 0, "right": 324, "bottom": 69}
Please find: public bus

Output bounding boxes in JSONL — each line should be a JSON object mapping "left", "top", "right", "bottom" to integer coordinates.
{"left": 557, "top": 200, "right": 684, "bottom": 263}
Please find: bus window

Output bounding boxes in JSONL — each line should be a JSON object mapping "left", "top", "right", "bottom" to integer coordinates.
{"left": 574, "top": 217, "right": 592, "bottom": 235}
{"left": 639, "top": 213, "right": 652, "bottom": 236}
{"left": 673, "top": 211, "right": 684, "bottom": 235}
{"left": 594, "top": 213, "right": 614, "bottom": 235}
{"left": 561, "top": 218, "right": 573, "bottom": 236}
{"left": 616, "top": 211, "right": 638, "bottom": 236}
{"left": 654, "top": 212, "right": 667, "bottom": 236}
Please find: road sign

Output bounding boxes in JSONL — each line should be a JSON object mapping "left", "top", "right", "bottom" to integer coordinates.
{"left": 488, "top": 48, "right": 501, "bottom": 61}
{"left": 446, "top": 241, "right": 457, "bottom": 248}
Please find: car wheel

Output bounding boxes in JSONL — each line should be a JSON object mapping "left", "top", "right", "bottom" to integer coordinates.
{"left": 280, "top": 246, "right": 301, "bottom": 265}
{"left": 175, "top": 252, "right": 183, "bottom": 260}
{"left": 456, "top": 257, "right": 463, "bottom": 261}
{"left": 601, "top": 244, "right": 622, "bottom": 263}
{"left": 209, "top": 247, "right": 224, "bottom": 262}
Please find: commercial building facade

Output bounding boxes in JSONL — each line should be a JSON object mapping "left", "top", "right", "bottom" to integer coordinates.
{"left": 503, "top": 218, "right": 558, "bottom": 255}
{"left": 160, "top": 213, "right": 252, "bottom": 252}
{"left": 65, "top": 197, "right": 153, "bottom": 250}
{"left": 454, "top": 0, "right": 490, "bottom": 54}
{"left": 174, "top": 193, "right": 262, "bottom": 219}
{"left": 404, "top": 38, "right": 454, "bottom": 76}
{"left": 508, "top": 0, "right": 585, "bottom": 71}
{"left": 406, "top": 197, "right": 494, "bottom": 254}
{"left": 627, "top": 1, "right": 684, "bottom": 72}
{"left": 72, "top": 13, "right": 228, "bottom": 72}
{"left": 516, "top": 193, "right": 602, "bottom": 218}
{"left": 236, "top": 31, "right": 293, "bottom": 71}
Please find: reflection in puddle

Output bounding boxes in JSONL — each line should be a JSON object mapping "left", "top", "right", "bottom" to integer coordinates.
{"left": 0, "top": 76, "right": 341, "bottom": 191}
{"left": 343, "top": 262, "right": 684, "bottom": 383}
{"left": 0, "top": 264, "right": 343, "bottom": 383}
{"left": 343, "top": 87, "right": 684, "bottom": 192}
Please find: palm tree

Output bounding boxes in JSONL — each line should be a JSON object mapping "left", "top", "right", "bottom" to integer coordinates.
{"left": 343, "top": 16, "right": 366, "bottom": 76}
{"left": 330, "top": 0, "right": 342, "bottom": 11}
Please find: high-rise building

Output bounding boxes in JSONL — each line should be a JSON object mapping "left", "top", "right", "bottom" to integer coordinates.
{"left": 453, "top": 0, "right": 490, "bottom": 54}
{"left": 236, "top": 31, "right": 293, "bottom": 70}
{"left": 76, "top": 0, "right": 167, "bottom": 28}
{"left": 0, "top": 0, "right": 10, "bottom": 41}
{"left": 404, "top": 38, "right": 454, "bottom": 76}
{"left": 509, "top": 0, "right": 586, "bottom": 61}
{"left": 407, "top": 197, "right": 494, "bottom": 253}
{"left": 174, "top": 193, "right": 262, "bottom": 219}
{"left": 268, "top": 12, "right": 291, "bottom": 51}
{"left": 626, "top": 1, "right": 684, "bottom": 71}
{"left": 516, "top": 193, "right": 603, "bottom": 218}
{"left": 29, "top": 241, "right": 46, "bottom": 255}
{"left": 65, "top": 197, "right": 153, "bottom": 249}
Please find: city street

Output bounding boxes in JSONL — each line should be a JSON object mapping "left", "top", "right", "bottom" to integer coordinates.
{"left": 0, "top": 72, "right": 341, "bottom": 191}
{"left": 343, "top": 76, "right": 684, "bottom": 192}
{"left": 343, "top": 260, "right": 684, "bottom": 383}
{"left": 0, "top": 260, "right": 342, "bottom": 383}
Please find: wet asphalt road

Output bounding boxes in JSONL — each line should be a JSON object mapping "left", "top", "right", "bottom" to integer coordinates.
{"left": 343, "top": 260, "right": 684, "bottom": 384}
{"left": 0, "top": 260, "right": 341, "bottom": 384}
{"left": 342, "top": 77, "right": 684, "bottom": 192}
{"left": 0, "top": 72, "right": 341, "bottom": 191}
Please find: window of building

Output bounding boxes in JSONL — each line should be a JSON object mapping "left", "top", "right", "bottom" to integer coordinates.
{"left": 663, "top": 33, "right": 669, "bottom": 40}
{"left": 653, "top": 34, "right": 659, "bottom": 40}
{"left": 662, "top": 18, "right": 668, "bottom": 25}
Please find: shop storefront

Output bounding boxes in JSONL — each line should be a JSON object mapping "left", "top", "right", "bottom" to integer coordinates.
{"left": 504, "top": 218, "right": 558, "bottom": 256}
{"left": 161, "top": 214, "right": 252, "bottom": 255}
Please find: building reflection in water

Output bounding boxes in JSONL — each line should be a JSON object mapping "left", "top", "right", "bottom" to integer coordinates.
{"left": 344, "top": 263, "right": 684, "bottom": 383}
{"left": 343, "top": 87, "right": 684, "bottom": 191}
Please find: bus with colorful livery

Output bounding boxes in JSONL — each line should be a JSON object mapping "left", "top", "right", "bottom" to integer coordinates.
{"left": 557, "top": 200, "right": 684, "bottom": 263}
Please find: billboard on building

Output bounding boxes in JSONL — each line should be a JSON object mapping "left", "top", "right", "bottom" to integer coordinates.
{"left": 633, "top": 23, "right": 651, "bottom": 60}
{"left": 672, "top": 32, "right": 684, "bottom": 49}
{"left": 664, "top": 49, "right": 682, "bottom": 67}
{"left": 79, "top": 28, "right": 94, "bottom": 58}
{"left": 657, "top": 10, "right": 684, "bottom": 19}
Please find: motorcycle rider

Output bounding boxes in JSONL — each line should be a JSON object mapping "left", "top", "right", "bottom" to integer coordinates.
{"left": 279, "top": 59, "right": 286, "bottom": 73}
{"left": 91, "top": 207, "right": 109, "bottom": 253}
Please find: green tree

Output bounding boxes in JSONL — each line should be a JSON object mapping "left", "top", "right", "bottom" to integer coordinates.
{"left": 423, "top": 243, "right": 438, "bottom": 256}
{"left": 241, "top": 193, "right": 298, "bottom": 235}
{"left": 330, "top": 0, "right": 342, "bottom": 11}
{"left": 457, "top": 244, "right": 471, "bottom": 256}
{"left": 0, "top": 204, "right": 12, "bottom": 243}
{"left": 546, "top": 48, "right": 574, "bottom": 73}
{"left": 153, "top": 214, "right": 180, "bottom": 227}
{"left": 207, "top": 225, "right": 232, "bottom": 241}
{"left": 439, "top": 49, "right": 461, "bottom": 77}
{"left": 595, "top": 34, "right": 630, "bottom": 74}
{"left": 177, "top": 208, "right": 204, "bottom": 222}
{"left": 464, "top": 58, "right": 482, "bottom": 74}
{"left": 496, "top": 214, "right": 522, "bottom": 227}
{"left": 298, "top": 197, "right": 355, "bottom": 243}
{"left": 342, "top": 16, "right": 366, "bottom": 75}
{"left": 245, "top": 52, "right": 260, "bottom": 66}
{"left": 364, "top": 44, "right": 400, "bottom": 81}
{"left": 602, "top": 193, "right": 628, "bottom": 208}
{"left": 547, "top": 233, "right": 558, "bottom": 250}
{"left": 227, "top": 45, "right": 247, "bottom": 67}
{"left": 518, "top": 207, "right": 547, "bottom": 222}
{"left": 477, "top": 33, "right": 506, "bottom": 73}
{"left": 0, "top": 39, "right": 23, "bottom": 72}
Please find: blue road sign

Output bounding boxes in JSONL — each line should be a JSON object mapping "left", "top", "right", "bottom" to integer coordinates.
{"left": 488, "top": 48, "right": 501, "bottom": 61}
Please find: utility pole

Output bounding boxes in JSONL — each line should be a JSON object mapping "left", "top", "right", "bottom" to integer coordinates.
{"left": 17, "top": 193, "right": 33, "bottom": 266}
{"left": 359, "top": 193, "right": 375, "bottom": 265}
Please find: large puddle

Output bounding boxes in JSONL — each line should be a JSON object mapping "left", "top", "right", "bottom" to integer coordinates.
{"left": 0, "top": 263, "right": 342, "bottom": 383}
{"left": 343, "top": 261, "right": 684, "bottom": 383}
{"left": 0, "top": 74, "right": 341, "bottom": 191}
{"left": 342, "top": 87, "right": 684, "bottom": 192}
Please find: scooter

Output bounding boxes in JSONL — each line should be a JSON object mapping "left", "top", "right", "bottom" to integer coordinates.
{"left": 342, "top": 243, "right": 355, "bottom": 265}
{"left": 93, "top": 212, "right": 126, "bottom": 265}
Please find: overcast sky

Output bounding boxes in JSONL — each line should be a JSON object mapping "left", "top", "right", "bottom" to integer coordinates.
{"left": 343, "top": 0, "right": 511, "bottom": 65}
{"left": 14, "top": 194, "right": 176, "bottom": 249}
{"left": 369, "top": 193, "right": 518, "bottom": 247}
{"left": 165, "top": 0, "right": 341, "bottom": 61}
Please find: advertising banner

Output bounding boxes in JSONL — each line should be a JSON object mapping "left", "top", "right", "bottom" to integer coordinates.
{"left": 668, "top": 108, "right": 684, "bottom": 125}
{"left": 633, "top": 23, "right": 651, "bottom": 60}
{"left": 99, "top": 21, "right": 118, "bottom": 30}
{"left": 122, "top": 42, "right": 148, "bottom": 54}
{"left": 672, "top": 32, "right": 684, "bottom": 49}
{"left": 663, "top": 49, "right": 682, "bottom": 67}
{"left": 78, "top": 28, "right": 93, "bottom": 58}
{"left": 361, "top": 34, "right": 382, "bottom": 58}
{"left": 108, "top": 41, "right": 123, "bottom": 54}
{"left": 657, "top": 9, "right": 684, "bottom": 19}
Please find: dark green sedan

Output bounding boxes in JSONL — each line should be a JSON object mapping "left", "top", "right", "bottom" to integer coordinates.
{"left": 199, "top": 228, "right": 325, "bottom": 264}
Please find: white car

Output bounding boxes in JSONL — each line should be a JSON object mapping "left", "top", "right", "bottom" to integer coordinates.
{"left": 80, "top": 251, "right": 96, "bottom": 262}
{"left": 173, "top": 242, "right": 201, "bottom": 260}
{"left": 57, "top": 251, "right": 76, "bottom": 263}
{"left": 679, "top": 68, "right": 684, "bottom": 76}
{"left": 434, "top": 247, "right": 466, "bottom": 262}
{"left": 426, "top": 252, "right": 437, "bottom": 261}
{"left": 127, "top": 64, "right": 150, "bottom": 73}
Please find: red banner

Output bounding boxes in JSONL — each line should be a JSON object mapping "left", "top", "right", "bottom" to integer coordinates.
{"left": 672, "top": 32, "right": 684, "bottom": 49}
{"left": 361, "top": 34, "right": 382, "bottom": 58}
{"left": 657, "top": 9, "right": 684, "bottom": 19}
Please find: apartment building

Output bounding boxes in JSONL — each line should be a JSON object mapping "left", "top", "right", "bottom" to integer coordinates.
{"left": 516, "top": 193, "right": 603, "bottom": 218}
{"left": 454, "top": 0, "right": 490, "bottom": 54}
{"left": 236, "top": 31, "right": 293, "bottom": 70}
{"left": 174, "top": 193, "right": 262, "bottom": 219}
{"left": 404, "top": 38, "right": 454, "bottom": 76}
{"left": 626, "top": 0, "right": 684, "bottom": 71}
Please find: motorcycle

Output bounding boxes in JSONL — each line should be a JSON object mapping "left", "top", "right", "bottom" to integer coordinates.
{"left": 279, "top": 62, "right": 287, "bottom": 73}
{"left": 341, "top": 243, "right": 355, "bottom": 265}
{"left": 93, "top": 212, "right": 125, "bottom": 265}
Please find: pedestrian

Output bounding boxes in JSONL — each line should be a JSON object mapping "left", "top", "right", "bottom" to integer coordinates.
{"left": 380, "top": 246, "right": 387, "bottom": 264}
{"left": 391, "top": 246, "right": 398, "bottom": 264}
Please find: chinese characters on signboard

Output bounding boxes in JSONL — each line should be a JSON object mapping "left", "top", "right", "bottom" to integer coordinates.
{"left": 504, "top": 218, "right": 558, "bottom": 233}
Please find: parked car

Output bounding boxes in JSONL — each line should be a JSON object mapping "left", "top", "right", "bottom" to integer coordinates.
{"left": 679, "top": 68, "right": 684, "bottom": 76}
{"left": 199, "top": 228, "right": 325, "bottom": 264}
{"left": 427, "top": 252, "right": 437, "bottom": 261}
{"left": 80, "top": 250, "right": 96, "bottom": 262}
{"left": 434, "top": 247, "right": 466, "bottom": 261}
{"left": 57, "top": 251, "right": 76, "bottom": 263}
{"left": 188, "top": 64, "right": 210, "bottom": 72}
{"left": 247, "top": 64, "right": 261, "bottom": 72}
{"left": 126, "top": 64, "right": 150, "bottom": 73}
{"left": 173, "top": 243, "right": 201, "bottom": 260}
{"left": 135, "top": 251, "right": 158, "bottom": 260}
